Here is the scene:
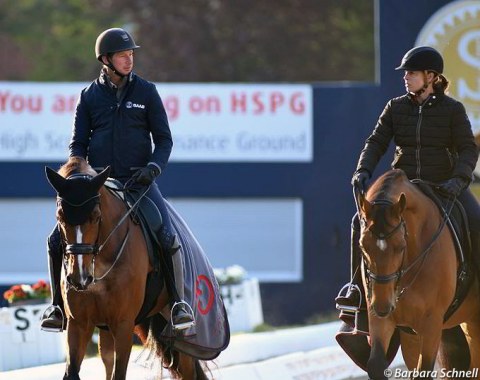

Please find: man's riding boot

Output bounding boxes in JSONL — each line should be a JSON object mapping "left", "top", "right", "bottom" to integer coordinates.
{"left": 40, "top": 231, "right": 65, "bottom": 332}
{"left": 162, "top": 235, "right": 195, "bottom": 331}
{"left": 335, "top": 220, "right": 363, "bottom": 311}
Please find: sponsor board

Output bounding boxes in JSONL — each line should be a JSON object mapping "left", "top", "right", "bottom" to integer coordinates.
{"left": 0, "top": 82, "right": 312, "bottom": 162}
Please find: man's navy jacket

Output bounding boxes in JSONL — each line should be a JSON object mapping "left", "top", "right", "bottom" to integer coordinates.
{"left": 69, "top": 71, "right": 172, "bottom": 180}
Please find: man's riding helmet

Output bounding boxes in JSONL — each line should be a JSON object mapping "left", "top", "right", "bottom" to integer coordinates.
{"left": 395, "top": 46, "right": 443, "bottom": 74}
{"left": 95, "top": 28, "right": 140, "bottom": 62}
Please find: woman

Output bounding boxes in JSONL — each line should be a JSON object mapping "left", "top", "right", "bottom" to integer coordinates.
{"left": 336, "top": 46, "right": 480, "bottom": 318}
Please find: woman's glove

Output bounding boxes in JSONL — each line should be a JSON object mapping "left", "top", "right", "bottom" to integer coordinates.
{"left": 132, "top": 164, "right": 160, "bottom": 185}
{"left": 439, "top": 176, "right": 469, "bottom": 196}
{"left": 351, "top": 170, "right": 371, "bottom": 193}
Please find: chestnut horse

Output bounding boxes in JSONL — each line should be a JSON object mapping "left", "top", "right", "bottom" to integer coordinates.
{"left": 46, "top": 157, "right": 208, "bottom": 380}
{"left": 356, "top": 169, "right": 480, "bottom": 379}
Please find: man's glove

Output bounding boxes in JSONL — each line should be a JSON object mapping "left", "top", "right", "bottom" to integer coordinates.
{"left": 351, "top": 169, "right": 371, "bottom": 193}
{"left": 439, "top": 176, "right": 469, "bottom": 197}
{"left": 132, "top": 164, "right": 160, "bottom": 185}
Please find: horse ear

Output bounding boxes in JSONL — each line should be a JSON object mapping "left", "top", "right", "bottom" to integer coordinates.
{"left": 357, "top": 190, "right": 371, "bottom": 216}
{"left": 91, "top": 166, "right": 111, "bottom": 191}
{"left": 394, "top": 193, "right": 406, "bottom": 215}
{"left": 45, "top": 166, "right": 66, "bottom": 194}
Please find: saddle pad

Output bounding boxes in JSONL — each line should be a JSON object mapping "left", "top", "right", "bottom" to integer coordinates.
{"left": 158, "top": 200, "right": 230, "bottom": 360}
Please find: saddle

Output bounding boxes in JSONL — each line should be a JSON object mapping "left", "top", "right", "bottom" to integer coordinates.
{"left": 336, "top": 181, "right": 475, "bottom": 371}
{"left": 104, "top": 179, "right": 165, "bottom": 325}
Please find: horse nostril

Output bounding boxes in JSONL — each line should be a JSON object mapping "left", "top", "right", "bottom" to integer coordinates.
{"left": 85, "top": 276, "right": 94, "bottom": 286}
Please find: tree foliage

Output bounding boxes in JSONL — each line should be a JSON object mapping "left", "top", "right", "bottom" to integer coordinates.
{"left": 0, "top": 0, "right": 374, "bottom": 82}
{"left": 0, "top": 0, "right": 120, "bottom": 81}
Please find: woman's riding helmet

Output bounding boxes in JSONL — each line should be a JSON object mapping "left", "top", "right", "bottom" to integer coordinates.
{"left": 95, "top": 28, "right": 140, "bottom": 61}
{"left": 395, "top": 46, "right": 444, "bottom": 74}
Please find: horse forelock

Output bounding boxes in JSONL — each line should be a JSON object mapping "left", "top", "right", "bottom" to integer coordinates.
{"left": 365, "top": 170, "right": 409, "bottom": 232}
{"left": 58, "top": 156, "right": 96, "bottom": 178}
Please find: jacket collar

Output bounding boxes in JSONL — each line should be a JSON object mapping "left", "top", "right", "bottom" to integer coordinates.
{"left": 407, "top": 91, "right": 444, "bottom": 107}
{"left": 99, "top": 69, "right": 134, "bottom": 88}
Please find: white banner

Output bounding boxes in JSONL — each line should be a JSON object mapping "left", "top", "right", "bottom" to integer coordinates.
{"left": 0, "top": 82, "right": 312, "bottom": 162}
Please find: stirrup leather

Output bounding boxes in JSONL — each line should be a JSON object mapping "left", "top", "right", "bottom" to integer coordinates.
{"left": 170, "top": 301, "right": 195, "bottom": 331}
{"left": 40, "top": 305, "right": 65, "bottom": 333}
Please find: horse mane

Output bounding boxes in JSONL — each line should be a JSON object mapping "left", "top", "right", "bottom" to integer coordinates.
{"left": 58, "top": 156, "right": 96, "bottom": 178}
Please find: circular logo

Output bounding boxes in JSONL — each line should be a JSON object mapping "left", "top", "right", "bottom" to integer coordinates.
{"left": 125, "top": 101, "right": 133, "bottom": 108}
{"left": 195, "top": 274, "right": 215, "bottom": 315}
{"left": 416, "top": 1, "right": 480, "bottom": 136}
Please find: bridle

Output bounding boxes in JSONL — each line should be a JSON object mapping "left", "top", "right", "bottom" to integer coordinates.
{"left": 358, "top": 193, "right": 453, "bottom": 302}
{"left": 58, "top": 174, "right": 150, "bottom": 283}
{"left": 361, "top": 199, "right": 408, "bottom": 286}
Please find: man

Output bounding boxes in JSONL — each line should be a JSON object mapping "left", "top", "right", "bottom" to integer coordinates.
{"left": 40, "top": 28, "right": 195, "bottom": 332}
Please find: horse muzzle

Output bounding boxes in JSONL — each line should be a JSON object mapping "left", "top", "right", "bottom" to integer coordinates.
{"left": 66, "top": 274, "right": 94, "bottom": 291}
{"left": 370, "top": 301, "right": 396, "bottom": 318}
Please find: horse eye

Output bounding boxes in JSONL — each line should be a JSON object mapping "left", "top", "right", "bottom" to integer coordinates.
{"left": 91, "top": 209, "right": 101, "bottom": 223}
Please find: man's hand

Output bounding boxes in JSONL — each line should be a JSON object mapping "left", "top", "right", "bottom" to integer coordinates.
{"left": 132, "top": 164, "right": 160, "bottom": 185}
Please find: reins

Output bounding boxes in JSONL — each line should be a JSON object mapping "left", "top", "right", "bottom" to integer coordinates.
{"left": 91, "top": 182, "right": 151, "bottom": 282}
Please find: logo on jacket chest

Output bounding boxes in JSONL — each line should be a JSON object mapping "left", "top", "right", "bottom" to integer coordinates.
{"left": 125, "top": 101, "right": 145, "bottom": 109}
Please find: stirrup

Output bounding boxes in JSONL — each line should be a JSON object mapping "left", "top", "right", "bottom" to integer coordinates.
{"left": 335, "top": 283, "right": 362, "bottom": 312}
{"left": 170, "top": 301, "right": 195, "bottom": 331}
{"left": 336, "top": 283, "right": 365, "bottom": 334}
{"left": 40, "top": 305, "right": 65, "bottom": 333}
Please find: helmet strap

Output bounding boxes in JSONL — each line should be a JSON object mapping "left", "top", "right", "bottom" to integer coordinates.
{"left": 413, "top": 71, "right": 430, "bottom": 97}
{"left": 105, "top": 56, "right": 126, "bottom": 78}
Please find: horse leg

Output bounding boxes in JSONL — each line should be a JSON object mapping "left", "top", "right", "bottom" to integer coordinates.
{"left": 64, "top": 320, "right": 95, "bottom": 380}
{"left": 109, "top": 321, "right": 135, "bottom": 380}
{"left": 438, "top": 326, "right": 470, "bottom": 375}
{"left": 462, "top": 319, "right": 480, "bottom": 375}
{"left": 367, "top": 318, "right": 395, "bottom": 380}
{"left": 415, "top": 321, "right": 443, "bottom": 379}
{"left": 399, "top": 331, "right": 422, "bottom": 370}
{"left": 98, "top": 328, "right": 115, "bottom": 380}
{"left": 176, "top": 353, "right": 208, "bottom": 380}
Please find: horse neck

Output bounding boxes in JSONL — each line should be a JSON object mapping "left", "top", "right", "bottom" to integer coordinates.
{"left": 403, "top": 186, "right": 441, "bottom": 261}
{"left": 97, "top": 187, "right": 130, "bottom": 255}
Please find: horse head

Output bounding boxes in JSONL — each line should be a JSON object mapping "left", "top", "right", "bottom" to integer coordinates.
{"left": 46, "top": 158, "right": 110, "bottom": 291}
{"left": 357, "top": 179, "right": 407, "bottom": 318}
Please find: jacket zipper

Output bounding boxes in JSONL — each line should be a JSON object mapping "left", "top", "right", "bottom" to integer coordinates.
{"left": 415, "top": 105, "right": 423, "bottom": 179}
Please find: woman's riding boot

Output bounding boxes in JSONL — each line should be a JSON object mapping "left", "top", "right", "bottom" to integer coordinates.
{"left": 335, "top": 218, "right": 362, "bottom": 311}
{"left": 162, "top": 235, "right": 195, "bottom": 331}
{"left": 40, "top": 230, "right": 65, "bottom": 332}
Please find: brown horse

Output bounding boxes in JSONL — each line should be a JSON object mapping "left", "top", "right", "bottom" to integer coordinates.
{"left": 356, "top": 169, "right": 480, "bottom": 379}
{"left": 46, "top": 157, "right": 208, "bottom": 380}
